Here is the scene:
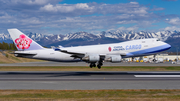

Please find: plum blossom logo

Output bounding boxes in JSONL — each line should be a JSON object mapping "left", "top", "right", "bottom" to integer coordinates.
{"left": 108, "top": 47, "right": 111, "bottom": 52}
{"left": 15, "top": 34, "right": 32, "bottom": 49}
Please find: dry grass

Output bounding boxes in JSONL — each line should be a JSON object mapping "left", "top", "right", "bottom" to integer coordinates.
{"left": 0, "top": 51, "right": 44, "bottom": 64}
{"left": 0, "top": 89, "right": 180, "bottom": 101}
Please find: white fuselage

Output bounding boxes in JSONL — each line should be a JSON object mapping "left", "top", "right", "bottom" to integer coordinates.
{"left": 15, "top": 38, "right": 171, "bottom": 62}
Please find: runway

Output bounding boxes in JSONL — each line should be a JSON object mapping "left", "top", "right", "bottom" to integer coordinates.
{"left": 1, "top": 71, "right": 180, "bottom": 90}
{"left": 0, "top": 61, "right": 180, "bottom": 66}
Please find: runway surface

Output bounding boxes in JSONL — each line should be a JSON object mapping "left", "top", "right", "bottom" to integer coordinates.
{"left": 0, "top": 61, "right": 180, "bottom": 66}
{"left": 1, "top": 71, "right": 180, "bottom": 90}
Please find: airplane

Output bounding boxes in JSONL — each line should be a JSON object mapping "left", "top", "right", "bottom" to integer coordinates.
{"left": 8, "top": 28, "right": 171, "bottom": 69}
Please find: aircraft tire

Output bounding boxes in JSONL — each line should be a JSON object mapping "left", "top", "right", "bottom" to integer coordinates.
{"left": 97, "top": 65, "right": 101, "bottom": 69}
{"left": 89, "top": 64, "right": 93, "bottom": 68}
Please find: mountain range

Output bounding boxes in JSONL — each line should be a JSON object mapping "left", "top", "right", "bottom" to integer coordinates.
{"left": 0, "top": 30, "right": 180, "bottom": 52}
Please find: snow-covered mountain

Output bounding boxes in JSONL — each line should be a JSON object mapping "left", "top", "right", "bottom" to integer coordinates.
{"left": 98, "top": 30, "right": 175, "bottom": 41}
{"left": 22, "top": 30, "right": 178, "bottom": 42}
{"left": 0, "top": 33, "right": 10, "bottom": 40}
{"left": 0, "top": 30, "right": 177, "bottom": 42}
{"left": 0, "top": 30, "right": 180, "bottom": 51}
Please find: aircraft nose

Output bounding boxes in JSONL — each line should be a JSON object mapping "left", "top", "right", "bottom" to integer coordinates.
{"left": 165, "top": 43, "right": 171, "bottom": 50}
{"left": 167, "top": 43, "right": 171, "bottom": 48}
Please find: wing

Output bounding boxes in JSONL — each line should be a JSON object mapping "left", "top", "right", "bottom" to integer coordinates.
{"left": 54, "top": 47, "right": 127, "bottom": 59}
{"left": 54, "top": 48, "right": 86, "bottom": 58}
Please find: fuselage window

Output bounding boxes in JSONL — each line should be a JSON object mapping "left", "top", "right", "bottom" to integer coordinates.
{"left": 142, "top": 41, "right": 145, "bottom": 43}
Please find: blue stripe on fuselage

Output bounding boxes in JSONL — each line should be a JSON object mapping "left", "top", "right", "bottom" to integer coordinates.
{"left": 124, "top": 44, "right": 171, "bottom": 58}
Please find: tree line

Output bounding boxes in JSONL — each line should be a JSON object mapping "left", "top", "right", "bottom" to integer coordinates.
{"left": 0, "top": 42, "right": 17, "bottom": 50}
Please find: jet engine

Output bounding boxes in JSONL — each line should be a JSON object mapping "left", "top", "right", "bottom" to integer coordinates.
{"left": 105, "top": 55, "right": 122, "bottom": 63}
{"left": 82, "top": 54, "right": 100, "bottom": 62}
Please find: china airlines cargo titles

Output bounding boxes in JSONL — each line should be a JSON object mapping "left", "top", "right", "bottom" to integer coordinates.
{"left": 112, "top": 44, "right": 141, "bottom": 52}
{"left": 126, "top": 44, "right": 141, "bottom": 50}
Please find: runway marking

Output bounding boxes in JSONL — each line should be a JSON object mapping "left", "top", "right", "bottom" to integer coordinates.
{"left": 134, "top": 75, "right": 180, "bottom": 77}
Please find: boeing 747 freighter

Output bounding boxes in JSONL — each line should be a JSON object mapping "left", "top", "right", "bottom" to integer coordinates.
{"left": 8, "top": 29, "right": 171, "bottom": 69}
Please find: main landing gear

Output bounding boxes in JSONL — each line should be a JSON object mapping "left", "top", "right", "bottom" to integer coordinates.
{"left": 89, "top": 60, "right": 103, "bottom": 69}
{"left": 89, "top": 63, "right": 96, "bottom": 68}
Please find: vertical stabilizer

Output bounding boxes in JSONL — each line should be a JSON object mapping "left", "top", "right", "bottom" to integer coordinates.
{"left": 8, "top": 28, "right": 44, "bottom": 51}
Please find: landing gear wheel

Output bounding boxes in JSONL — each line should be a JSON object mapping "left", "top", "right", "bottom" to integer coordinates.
{"left": 97, "top": 60, "right": 103, "bottom": 69}
{"left": 90, "top": 64, "right": 93, "bottom": 68}
{"left": 93, "top": 63, "right": 96, "bottom": 67}
{"left": 89, "top": 63, "right": 96, "bottom": 68}
{"left": 97, "top": 65, "right": 101, "bottom": 69}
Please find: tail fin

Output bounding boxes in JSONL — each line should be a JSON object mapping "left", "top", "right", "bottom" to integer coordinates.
{"left": 7, "top": 28, "right": 44, "bottom": 51}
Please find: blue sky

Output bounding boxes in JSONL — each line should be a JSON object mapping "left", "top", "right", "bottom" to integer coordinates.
{"left": 0, "top": 0, "right": 180, "bottom": 34}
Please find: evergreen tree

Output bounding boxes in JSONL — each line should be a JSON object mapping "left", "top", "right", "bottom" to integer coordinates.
{"left": 0, "top": 42, "right": 17, "bottom": 50}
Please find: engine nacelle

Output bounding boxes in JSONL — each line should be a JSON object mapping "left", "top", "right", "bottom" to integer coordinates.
{"left": 82, "top": 54, "right": 100, "bottom": 62}
{"left": 105, "top": 55, "right": 122, "bottom": 63}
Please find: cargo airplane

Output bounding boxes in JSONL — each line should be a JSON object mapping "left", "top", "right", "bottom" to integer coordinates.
{"left": 8, "top": 29, "right": 171, "bottom": 69}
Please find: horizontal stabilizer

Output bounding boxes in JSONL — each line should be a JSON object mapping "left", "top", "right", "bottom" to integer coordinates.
{"left": 13, "top": 51, "right": 37, "bottom": 57}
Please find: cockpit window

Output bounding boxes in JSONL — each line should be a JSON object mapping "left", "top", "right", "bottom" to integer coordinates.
{"left": 156, "top": 39, "right": 160, "bottom": 41}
